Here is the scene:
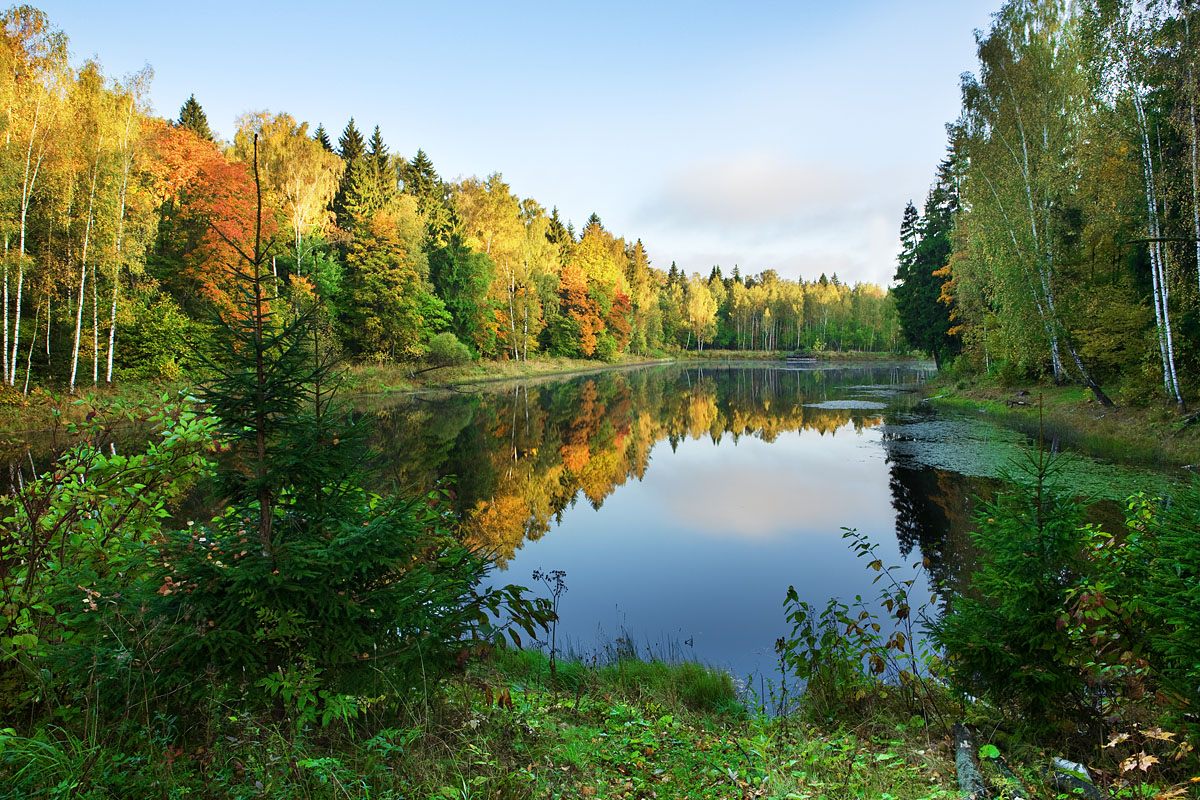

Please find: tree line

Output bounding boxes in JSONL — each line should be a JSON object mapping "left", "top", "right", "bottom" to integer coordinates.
{"left": 894, "top": 0, "right": 1200, "bottom": 406}
{"left": 0, "top": 6, "right": 901, "bottom": 398}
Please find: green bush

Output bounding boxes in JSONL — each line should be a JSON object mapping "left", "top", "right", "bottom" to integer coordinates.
{"left": 425, "top": 331, "right": 472, "bottom": 368}
{"left": 115, "top": 296, "right": 201, "bottom": 381}
{"left": 0, "top": 399, "right": 215, "bottom": 718}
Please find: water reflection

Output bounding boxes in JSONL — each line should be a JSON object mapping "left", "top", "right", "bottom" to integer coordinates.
{"left": 363, "top": 364, "right": 922, "bottom": 563}
{"left": 362, "top": 363, "right": 958, "bottom": 678}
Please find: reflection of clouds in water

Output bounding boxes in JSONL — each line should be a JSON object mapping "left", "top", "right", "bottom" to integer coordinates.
{"left": 649, "top": 422, "right": 890, "bottom": 539}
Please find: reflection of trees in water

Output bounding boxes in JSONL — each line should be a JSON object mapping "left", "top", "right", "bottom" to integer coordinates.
{"left": 886, "top": 461, "right": 992, "bottom": 597}
{"left": 366, "top": 363, "right": 928, "bottom": 564}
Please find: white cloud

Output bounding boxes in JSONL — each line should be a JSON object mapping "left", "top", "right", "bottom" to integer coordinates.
{"left": 633, "top": 152, "right": 907, "bottom": 286}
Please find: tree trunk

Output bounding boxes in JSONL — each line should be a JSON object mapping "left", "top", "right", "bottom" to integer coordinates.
{"left": 3, "top": 238, "right": 9, "bottom": 384}
{"left": 1133, "top": 87, "right": 1183, "bottom": 406}
{"left": 1187, "top": 14, "right": 1200, "bottom": 295}
{"left": 107, "top": 105, "right": 136, "bottom": 385}
{"left": 22, "top": 301, "right": 39, "bottom": 396}
{"left": 69, "top": 141, "right": 102, "bottom": 394}
{"left": 12, "top": 92, "right": 46, "bottom": 387}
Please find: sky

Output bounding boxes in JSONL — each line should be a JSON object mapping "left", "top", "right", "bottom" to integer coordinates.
{"left": 35, "top": 0, "right": 998, "bottom": 287}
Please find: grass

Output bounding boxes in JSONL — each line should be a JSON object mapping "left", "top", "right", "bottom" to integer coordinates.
{"left": 0, "top": 648, "right": 968, "bottom": 799}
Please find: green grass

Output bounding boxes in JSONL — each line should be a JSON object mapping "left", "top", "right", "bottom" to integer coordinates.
{"left": 0, "top": 650, "right": 966, "bottom": 800}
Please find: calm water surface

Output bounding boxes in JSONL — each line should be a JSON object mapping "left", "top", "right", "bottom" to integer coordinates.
{"left": 360, "top": 361, "right": 1166, "bottom": 680}
{"left": 4, "top": 361, "right": 1166, "bottom": 680}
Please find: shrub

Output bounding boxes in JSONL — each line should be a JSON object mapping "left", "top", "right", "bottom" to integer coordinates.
{"left": 0, "top": 399, "right": 215, "bottom": 717}
{"left": 115, "top": 296, "right": 201, "bottom": 381}
{"left": 930, "top": 447, "right": 1092, "bottom": 738}
{"left": 420, "top": 331, "right": 473, "bottom": 372}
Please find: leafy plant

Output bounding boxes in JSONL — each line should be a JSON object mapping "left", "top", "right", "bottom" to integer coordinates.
{"left": 779, "top": 529, "right": 942, "bottom": 725}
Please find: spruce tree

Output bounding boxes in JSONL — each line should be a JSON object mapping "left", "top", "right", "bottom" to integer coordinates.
{"left": 337, "top": 117, "right": 366, "bottom": 162}
{"left": 583, "top": 212, "right": 603, "bottom": 236}
{"left": 401, "top": 149, "right": 455, "bottom": 247}
{"left": 334, "top": 118, "right": 367, "bottom": 228}
{"left": 171, "top": 134, "right": 551, "bottom": 696}
{"left": 312, "top": 123, "right": 334, "bottom": 152}
{"left": 893, "top": 153, "right": 961, "bottom": 369}
{"left": 177, "top": 94, "right": 213, "bottom": 141}
{"left": 546, "top": 206, "right": 573, "bottom": 263}
{"left": 368, "top": 125, "right": 388, "bottom": 172}
{"left": 400, "top": 148, "right": 438, "bottom": 198}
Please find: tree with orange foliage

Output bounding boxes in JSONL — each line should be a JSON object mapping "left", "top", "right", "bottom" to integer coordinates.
{"left": 556, "top": 261, "right": 603, "bottom": 357}
{"left": 145, "top": 120, "right": 274, "bottom": 318}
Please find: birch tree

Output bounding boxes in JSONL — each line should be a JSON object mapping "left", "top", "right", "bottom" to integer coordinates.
{"left": 233, "top": 112, "right": 343, "bottom": 281}
{"left": 1, "top": 7, "right": 65, "bottom": 387}
{"left": 1088, "top": 0, "right": 1184, "bottom": 405}
{"left": 959, "top": 1, "right": 1112, "bottom": 404}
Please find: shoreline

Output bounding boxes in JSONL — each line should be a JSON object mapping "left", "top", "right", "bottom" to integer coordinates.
{"left": 921, "top": 377, "right": 1200, "bottom": 471}
{"left": 0, "top": 350, "right": 914, "bottom": 437}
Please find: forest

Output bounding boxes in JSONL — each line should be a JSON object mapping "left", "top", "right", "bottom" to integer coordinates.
{"left": 0, "top": 4, "right": 899, "bottom": 402}
{"left": 7, "top": 1, "right": 1200, "bottom": 798}
{"left": 895, "top": 0, "right": 1200, "bottom": 406}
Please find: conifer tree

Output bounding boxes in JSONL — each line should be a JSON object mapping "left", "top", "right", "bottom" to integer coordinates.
{"left": 583, "top": 212, "right": 603, "bottom": 236}
{"left": 177, "top": 94, "right": 213, "bottom": 141}
{"left": 546, "top": 206, "right": 573, "bottom": 264}
{"left": 401, "top": 149, "right": 455, "bottom": 247}
{"left": 368, "top": 125, "right": 388, "bottom": 172}
{"left": 400, "top": 149, "right": 434, "bottom": 196}
{"left": 893, "top": 158, "right": 961, "bottom": 369}
{"left": 312, "top": 123, "right": 334, "bottom": 152}
{"left": 334, "top": 118, "right": 367, "bottom": 226}
{"left": 337, "top": 117, "right": 365, "bottom": 162}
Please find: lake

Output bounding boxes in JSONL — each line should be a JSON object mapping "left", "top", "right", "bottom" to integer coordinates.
{"left": 357, "top": 361, "right": 1167, "bottom": 683}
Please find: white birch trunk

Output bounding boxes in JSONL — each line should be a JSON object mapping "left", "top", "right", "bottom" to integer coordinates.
{"left": 1133, "top": 87, "right": 1182, "bottom": 404}
{"left": 92, "top": 264, "right": 98, "bottom": 386}
{"left": 69, "top": 141, "right": 102, "bottom": 394}
{"left": 1189, "top": 14, "right": 1200, "bottom": 295}
{"left": 3, "top": 238, "right": 8, "bottom": 383}
{"left": 107, "top": 102, "right": 135, "bottom": 385}
{"left": 12, "top": 92, "right": 46, "bottom": 387}
{"left": 23, "top": 302, "right": 38, "bottom": 396}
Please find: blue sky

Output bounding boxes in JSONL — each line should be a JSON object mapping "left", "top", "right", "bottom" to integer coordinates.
{"left": 37, "top": 0, "right": 997, "bottom": 286}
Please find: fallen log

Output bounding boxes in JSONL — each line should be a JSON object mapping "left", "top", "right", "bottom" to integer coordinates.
{"left": 952, "top": 723, "right": 989, "bottom": 799}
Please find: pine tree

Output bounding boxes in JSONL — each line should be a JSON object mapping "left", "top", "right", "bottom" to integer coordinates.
{"left": 583, "top": 212, "right": 603, "bottom": 236}
{"left": 546, "top": 206, "right": 573, "bottom": 264}
{"left": 177, "top": 94, "right": 213, "bottom": 141}
{"left": 400, "top": 149, "right": 437, "bottom": 198}
{"left": 174, "top": 134, "right": 552, "bottom": 695}
{"left": 312, "top": 123, "right": 334, "bottom": 152}
{"left": 401, "top": 149, "right": 455, "bottom": 247}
